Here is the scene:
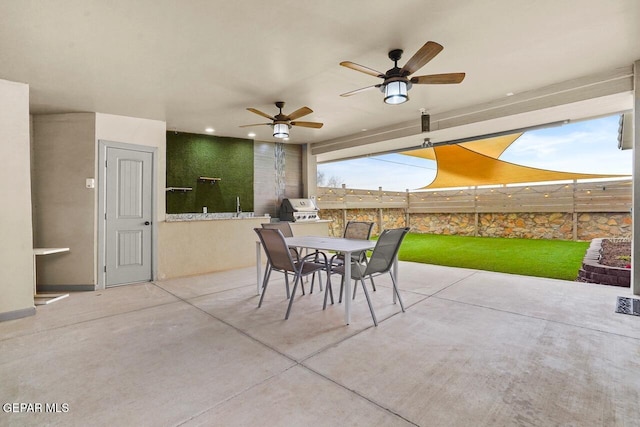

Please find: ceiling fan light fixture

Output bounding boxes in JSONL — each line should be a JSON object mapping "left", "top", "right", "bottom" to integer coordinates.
{"left": 273, "top": 123, "right": 289, "bottom": 139}
{"left": 384, "top": 80, "right": 408, "bottom": 105}
{"left": 242, "top": 102, "right": 322, "bottom": 138}
{"left": 341, "top": 41, "right": 463, "bottom": 103}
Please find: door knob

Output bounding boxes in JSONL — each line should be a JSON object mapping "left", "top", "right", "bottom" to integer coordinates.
{"left": 144, "top": 221, "right": 151, "bottom": 226}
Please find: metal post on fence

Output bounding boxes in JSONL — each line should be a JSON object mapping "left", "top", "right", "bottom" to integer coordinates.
{"left": 341, "top": 184, "right": 347, "bottom": 231}
{"left": 474, "top": 186, "right": 479, "bottom": 237}
{"left": 405, "top": 189, "right": 410, "bottom": 227}
{"left": 572, "top": 180, "right": 578, "bottom": 240}
{"left": 377, "top": 187, "right": 383, "bottom": 232}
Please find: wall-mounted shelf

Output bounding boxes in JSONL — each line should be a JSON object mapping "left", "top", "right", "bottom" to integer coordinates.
{"left": 199, "top": 176, "right": 222, "bottom": 184}
{"left": 166, "top": 187, "right": 193, "bottom": 192}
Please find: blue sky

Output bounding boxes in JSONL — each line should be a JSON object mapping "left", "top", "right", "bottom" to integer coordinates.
{"left": 317, "top": 114, "right": 632, "bottom": 191}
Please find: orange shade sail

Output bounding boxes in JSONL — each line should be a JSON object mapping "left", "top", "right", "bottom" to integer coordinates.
{"left": 403, "top": 133, "right": 522, "bottom": 161}
{"left": 400, "top": 133, "right": 628, "bottom": 189}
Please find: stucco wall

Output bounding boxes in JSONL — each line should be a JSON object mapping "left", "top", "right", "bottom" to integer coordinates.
{"left": 0, "top": 79, "right": 34, "bottom": 320}
{"left": 31, "top": 113, "right": 166, "bottom": 288}
{"left": 32, "top": 113, "right": 96, "bottom": 286}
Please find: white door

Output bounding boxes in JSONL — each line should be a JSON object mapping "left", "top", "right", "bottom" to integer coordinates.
{"left": 105, "top": 147, "right": 153, "bottom": 286}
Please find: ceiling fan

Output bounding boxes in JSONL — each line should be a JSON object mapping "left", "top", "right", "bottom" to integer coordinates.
{"left": 240, "top": 101, "right": 323, "bottom": 139}
{"left": 340, "top": 41, "right": 465, "bottom": 105}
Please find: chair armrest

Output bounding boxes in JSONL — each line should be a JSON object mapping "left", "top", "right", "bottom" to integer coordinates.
{"left": 301, "top": 250, "right": 328, "bottom": 268}
{"left": 329, "top": 259, "right": 367, "bottom": 279}
{"left": 329, "top": 253, "right": 344, "bottom": 265}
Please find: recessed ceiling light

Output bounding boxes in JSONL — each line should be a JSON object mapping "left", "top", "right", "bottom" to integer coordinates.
{"left": 283, "top": 137, "right": 290, "bottom": 141}
{"left": 361, "top": 129, "right": 368, "bottom": 132}
{"left": 205, "top": 127, "right": 214, "bottom": 133}
{"left": 248, "top": 132, "right": 256, "bottom": 138}
{"left": 506, "top": 92, "right": 514, "bottom": 97}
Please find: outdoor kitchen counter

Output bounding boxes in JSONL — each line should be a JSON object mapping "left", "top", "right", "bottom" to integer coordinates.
{"left": 288, "top": 220, "right": 332, "bottom": 236}
{"left": 158, "top": 215, "right": 271, "bottom": 280}
{"left": 157, "top": 217, "right": 331, "bottom": 280}
{"left": 157, "top": 217, "right": 332, "bottom": 281}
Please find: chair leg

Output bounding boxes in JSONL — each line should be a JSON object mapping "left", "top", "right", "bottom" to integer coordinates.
{"left": 323, "top": 275, "right": 334, "bottom": 310}
{"left": 312, "top": 251, "right": 323, "bottom": 293}
{"left": 284, "top": 273, "right": 290, "bottom": 299}
{"left": 389, "top": 272, "right": 405, "bottom": 312}
{"left": 310, "top": 271, "right": 323, "bottom": 294}
{"left": 352, "top": 277, "right": 375, "bottom": 298}
{"left": 361, "top": 257, "right": 376, "bottom": 292}
{"left": 285, "top": 273, "right": 302, "bottom": 320}
{"left": 258, "top": 266, "right": 272, "bottom": 308}
{"left": 339, "top": 275, "right": 345, "bottom": 303}
{"left": 299, "top": 271, "right": 306, "bottom": 295}
{"left": 360, "top": 278, "right": 378, "bottom": 326}
{"left": 310, "top": 272, "right": 316, "bottom": 293}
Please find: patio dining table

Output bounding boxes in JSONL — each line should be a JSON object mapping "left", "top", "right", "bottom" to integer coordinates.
{"left": 256, "top": 235, "right": 391, "bottom": 324}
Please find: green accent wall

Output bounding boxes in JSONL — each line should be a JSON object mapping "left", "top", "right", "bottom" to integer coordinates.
{"left": 166, "top": 132, "right": 254, "bottom": 213}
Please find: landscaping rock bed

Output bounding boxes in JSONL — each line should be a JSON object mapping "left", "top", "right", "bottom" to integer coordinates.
{"left": 577, "top": 238, "right": 631, "bottom": 287}
{"left": 598, "top": 239, "right": 631, "bottom": 268}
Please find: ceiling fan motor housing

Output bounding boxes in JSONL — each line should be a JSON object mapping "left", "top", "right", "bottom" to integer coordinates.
{"left": 273, "top": 120, "right": 291, "bottom": 129}
{"left": 380, "top": 76, "right": 412, "bottom": 93}
{"left": 381, "top": 49, "right": 412, "bottom": 94}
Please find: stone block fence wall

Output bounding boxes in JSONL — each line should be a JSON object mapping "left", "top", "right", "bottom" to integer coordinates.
{"left": 316, "top": 179, "right": 632, "bottom": 240}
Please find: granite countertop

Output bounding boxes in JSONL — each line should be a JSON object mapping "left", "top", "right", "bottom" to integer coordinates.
{"left": 166, "top": 213, "right": 269, "bottom": 222}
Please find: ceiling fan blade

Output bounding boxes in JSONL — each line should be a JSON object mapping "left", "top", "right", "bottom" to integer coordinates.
{"left": 246, "top": 108, "right": 275, "bottom": 120}
{"left": 239, "top": 123, "right": 271, "bottom": 128}
{"left": 290, "top": 121, "right": 323, "bottom": 129}
{"left": 410, "top": 72, "right": 466, "bottom": 84}
{"left": 339, "top": 84, "right": 381, "bottom": 97}
{"left": 400, "top": 41, "right": 444, "bottom": 76}
{"left": 340, "top": 61, "right": 385, "bottom": 78}
{"left": 286, "top": 106, "right": 313, "bottom": 121}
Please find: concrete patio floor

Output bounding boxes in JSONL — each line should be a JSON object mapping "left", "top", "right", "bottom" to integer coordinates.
{"left": 1, "top": 262, "right": 640, "bottom": 426}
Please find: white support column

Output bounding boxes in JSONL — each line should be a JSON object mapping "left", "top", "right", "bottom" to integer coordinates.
{"left": 632, "top": 60, "right": 640, "bottom": 295}
{"left": 301, "top": 143, "right": 317, "bottom": 199}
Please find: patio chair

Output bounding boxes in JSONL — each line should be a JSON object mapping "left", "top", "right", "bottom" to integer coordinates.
{"left": 262, "top": 222, "right": 302, "bottom": 297}
{"left": 254, "top": 227, "right": 330, "bottom": 320}
{"left": 263, "top": 221, "right": 324, "bottom": 294}
{"left": 325, "top": 227, "right": 410, "bottom": 326}
{"left": 329, "top": 221, "right": 376, "bottom": 301}
{"left": 261, "top": 221, "right": 294, "bottom": 238}
{"left": 339, "top": 221, "right": 375, "bottom": 262}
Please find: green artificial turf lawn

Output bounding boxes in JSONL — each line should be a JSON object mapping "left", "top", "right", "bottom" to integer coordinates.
{"left": 397, "top": 233, "right": 589, "bottom": 281}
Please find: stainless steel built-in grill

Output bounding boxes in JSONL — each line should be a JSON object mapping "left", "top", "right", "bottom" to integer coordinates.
{"left": 279, "top": 198, "right": 320, "bottom": 222}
